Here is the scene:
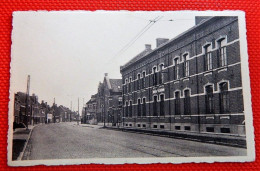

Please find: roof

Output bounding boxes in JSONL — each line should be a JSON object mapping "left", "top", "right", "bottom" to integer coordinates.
{"left": 86, "top": 94, "right": 97, "bottom": 104}
{"left": 16, "top": 92, "right": 27, "bottom": 103}
{"left": 121, "top": 48, "right": 152, "bottom": 70}
{"left": 109, "top": 79, "right": 122, "bottom": 92}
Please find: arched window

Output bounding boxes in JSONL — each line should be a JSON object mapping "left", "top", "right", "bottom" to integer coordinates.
{"left": 142, "top": 71, "right": 146, "bottom": 89}
{"left": 129, "top": 77, "right": 132, "bottom": 92}
{"left": 160, "top": 94, "right": 165, "bottom": 116}
{"left": 205, "top": 85, "right": 214, "bottom": 114}
{"left": 174, "top": 58, "right": 179, "bottom": 79}
{"left": 125, "top": 101, "right": 128, "bottom": 117}
{"left": 217, "top": 38, "right": 227, "bottom": 67}
{"left": 204, "top": 44, "right": 212, "bottom": 71}
{"left": 152, "top": 67, "right": 158, "bottom": 86}
{"left": 219, "top": 82, "right": 229, "bottom": 113}
{"left": 137, "top": 98, "right": 141, "bottom": 117}
{"left": 175, "top": 91, "right": 181, "bottom": 115}
{"left": 184, "top": 89, "right": 191, "bottom": 115}
{"left": 137, "top": 74, "right": 141, "bottom": 90}
{"left": 129, "top": 101, "right": 132, "bottom": 118}
{"left": 142, "top": 98, "right": 146, "bottom": 117}
{"left": 183, "top": 54, "right": 189, "bottom": 77}
{"left": 159, "top": 64, "right": 164, "bottom": 84}
{"left": 153, "top": 96, "right": 158, "bottom": 116}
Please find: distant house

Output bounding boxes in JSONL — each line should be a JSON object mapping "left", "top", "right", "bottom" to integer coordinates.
{"left": 13, "top": 92, "right": 46, "bottom": 126}
{"left": 59, "top": 105, "right": 71, "bottom": 122}
{"left": 83, "top": 94, "right": 97, "bottom": 124}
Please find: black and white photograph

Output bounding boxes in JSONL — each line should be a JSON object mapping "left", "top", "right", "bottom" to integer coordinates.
{"left": 8, "top": 11, "right": 255, "bottom": 166}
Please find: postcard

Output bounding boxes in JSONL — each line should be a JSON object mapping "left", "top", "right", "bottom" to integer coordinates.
{"left": 8, "top": 10, "right": 255, "bottom": 166}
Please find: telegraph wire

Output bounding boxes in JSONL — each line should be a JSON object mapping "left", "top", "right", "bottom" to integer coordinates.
{"left": 104, "top": 16, "right": 163, "bottom": 66}
{"left": 114, "top": 16, "right": 162, "bottom": 59}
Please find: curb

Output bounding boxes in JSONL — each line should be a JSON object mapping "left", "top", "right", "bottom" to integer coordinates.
{"left": 16, "top": 125, "right": 37, "bottom": 161}
{"left": 104, "top": 127, "right": 246, "bottom": 148}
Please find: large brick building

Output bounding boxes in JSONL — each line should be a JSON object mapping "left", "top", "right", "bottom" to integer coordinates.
{"left": 120, "top": 16, "right": 245, "bottom": 136}
{"left": 86, "top": 73, "right": 122, "bottom": 126}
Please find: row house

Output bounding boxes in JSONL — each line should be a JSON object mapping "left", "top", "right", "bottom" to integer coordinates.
{"left": 13, "top": 92, "right": 47, "bottom": 126}
{"left": 82, "top": 94, "right": 97, "bottom": 124}
{"left": 120, "top": 16, "right": 245, "bottom": 136}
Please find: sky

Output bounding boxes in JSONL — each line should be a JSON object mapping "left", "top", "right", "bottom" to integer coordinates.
{"left": 10, "top": 11, "right": 198, "bottom": 114}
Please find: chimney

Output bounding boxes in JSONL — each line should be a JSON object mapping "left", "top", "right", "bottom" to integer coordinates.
{"left": 145, "top": 44, "right": 151, "bottom": 50}
{"left": 156, "top": 38, "right": 169, "bottom": 47}
{"left": 105, "top": 73, "right": 108, "bottom": 77}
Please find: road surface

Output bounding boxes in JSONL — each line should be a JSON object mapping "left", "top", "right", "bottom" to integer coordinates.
{"left": 24, "top": 122, "right": 246, "bottom": 160}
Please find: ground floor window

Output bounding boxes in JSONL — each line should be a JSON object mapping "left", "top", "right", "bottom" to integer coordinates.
{"left": 175, "top": 91, "right": 180, "bottom": 115}
{"left": 205, "top": 85, "right": 214, "bottom": 114}
{"left": 153, "top": 96, "right": 158, "bottom": 116}
{"left": 219, "top": 82, "right": 229, "bottom": 113}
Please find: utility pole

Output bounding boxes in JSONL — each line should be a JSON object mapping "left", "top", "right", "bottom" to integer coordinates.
{"left": 77, "top": 97, "right": 79, "bottom": 125}
{"left": 70, "top": 101, "right": 72, "bottom": 122}
{"left": 104, "top": 95, "right": 106, "bottom": 127}
{"left": 25, "top": 75, "right": 30, "bottom": 129}
{"left": 53, "top": 98, "right": 55, "bottom": 123}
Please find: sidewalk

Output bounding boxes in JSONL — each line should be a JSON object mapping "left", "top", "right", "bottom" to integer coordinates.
{"left": 12, "top": 125, "right": 35, "bottom": 160}
{"left": 104, "top": 126, "right": 247, "bottom": 148}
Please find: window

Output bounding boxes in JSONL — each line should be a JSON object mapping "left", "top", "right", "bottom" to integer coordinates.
{"left": 221, "top": 128, "right": 230, "bottom": 133}
{"left": 175, "top": 126, "right": 181, "bottom": 130}
{"left": 125, "top": 79, "right": 128, "bottom": 93}
{"left": 219, "top": 82, "right": 229, "bottom": 113}
{"left": 204, "top": 45, "right": 212, "bottom": 71}
{"left": 152, "top": 67, "right": 158, "bottom": 86}
{"left": 137, "top": 99, "right": 141, "bottom": 117}
{"left": 129, "top": 101, "right": 132, "bottom": 117}
{"left": 175, "top": 91, "right": 181, "bottom": 115}
{"left": 153, "top": 96, "right": 158, "bottom": 116}
{"left": 125, "top": 101, "right": 128, "bottom": 117}
{"left": 142, "top": 98, "right": 146, "bottom": 117}
{"left": 205, "top": 85, "right": 214, "bottom": 114}
{"left": 206, "top": 127, "right": 214, "bottom": 132}
{"left": 183, "top": 54, "right": 189, "bottom": 77}
{"left": 159, "top": 64, "right": 164, "bottom": 84}
{"left": 137, "top": 74, "right": 141, "bottom": 90}
{"left": 184, "top": 90, "right": 191, "bottom": 115}
{"left": 160, "top": 94, "right": 165, "bottom": 116}
{"left": 129, "top": 78, "right": 132, "bottom": 92}
{"left": 218, "top": 38, "right": 227, "bottom": 67}
{"left": 174, "top": 58, "right": 179, "bottom": 79}
{"left": 142, "top": 71, "right": 146, "bottom": 89}
{"left": 185, "top": 126, "right": 191, "bottom": 131}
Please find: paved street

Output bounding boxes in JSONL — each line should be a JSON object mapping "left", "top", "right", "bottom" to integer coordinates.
{"left": 24, "top": 122, "right": 246, "bottom": 160}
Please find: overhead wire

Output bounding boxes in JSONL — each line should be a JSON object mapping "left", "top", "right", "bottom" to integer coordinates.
{"left": 104, "top": 16, "right": 163, "bottom": 66}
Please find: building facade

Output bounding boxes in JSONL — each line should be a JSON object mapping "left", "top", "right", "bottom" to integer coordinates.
{"left": 90, "top": 73, "right": 122, "bottom": 126}
{"left": 13, "top": 92, "right": 47, "bottom": 126}
{"left": 83, "top": 94, "right": 98, "bottom": 124}
{"left": 120, "top": 16, "right": 245, "bottom": 136}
